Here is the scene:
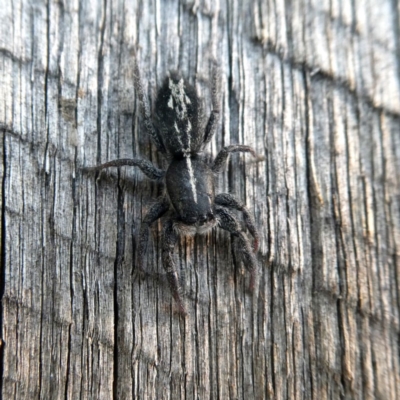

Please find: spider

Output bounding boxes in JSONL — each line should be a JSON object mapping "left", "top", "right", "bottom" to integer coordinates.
{"left": 84, "top": 60, "right": 259, "bottom": 315}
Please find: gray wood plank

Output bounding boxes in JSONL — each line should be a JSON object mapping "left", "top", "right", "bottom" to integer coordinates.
{"left": 1, "top": 0, "right": 399, "bottom": 398}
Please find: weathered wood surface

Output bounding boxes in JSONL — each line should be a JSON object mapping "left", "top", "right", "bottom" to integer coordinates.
{"left": 1, "top": 0, "right": 400, "bottom": 398}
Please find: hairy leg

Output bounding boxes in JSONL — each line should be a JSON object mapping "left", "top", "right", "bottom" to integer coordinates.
{"left": 133, "top": 54, "right": 167, "bottom": 154}
{"left": 137, "top": 196, "right": 170, "bottom": 270}
{"left": 162, "top": 219, "right": 186, "bottom": 315}
{"left": 215, "top": 193, "right": 259, "bottom": 251}
{"left": 83, "top": 158, "right": 165, "bottom": 181}
{"left": 212, "top": 145, "right": 256, "bottom": 174}
{"left": 216, "top": 207, "right": 258, "bottom": 290}
{"left": 203, "top": 65, "right": 221, "bottom": 147}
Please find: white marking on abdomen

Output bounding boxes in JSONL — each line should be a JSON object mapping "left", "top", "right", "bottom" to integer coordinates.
{"left": 174, "top": 122, "right": 184, "bottom": 151}
{"left": 168, "top": 78, "right": 191, "bottom": 120}
{"left": 186, "top": 157, "right": 197, "bottom": 203}
{"left": 186, "top": 120, "right": 192, "bottom": 151}
{"left": 168, "top": 95, "right": 174, "bottom": 109}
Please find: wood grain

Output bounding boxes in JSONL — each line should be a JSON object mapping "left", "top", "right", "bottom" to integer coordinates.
{"left": 1, "top": 0, "right": 399, "bottom": 398}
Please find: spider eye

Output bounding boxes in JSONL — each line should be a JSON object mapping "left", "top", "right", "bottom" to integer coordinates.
{"left": 182, "top": 215, "right": 197, "bottom": 225}
{"left": 199, "top": 215, "right": 207, "bottom": 224}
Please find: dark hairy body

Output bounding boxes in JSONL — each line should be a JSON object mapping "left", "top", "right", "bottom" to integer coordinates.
{"left": 84, "top": 60, "right": 259, "bottom": 315}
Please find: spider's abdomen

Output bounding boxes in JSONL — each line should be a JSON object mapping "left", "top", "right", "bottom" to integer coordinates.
{"left": 154, "top": 73, "right": 204, "bottom": 156}
{"left": 166, "top": 156, "right": 215, "bottom": 225}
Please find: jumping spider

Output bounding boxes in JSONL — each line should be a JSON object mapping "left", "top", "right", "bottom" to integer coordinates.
{"left": 84, "top": 60, "right": 259, "bottom": 315}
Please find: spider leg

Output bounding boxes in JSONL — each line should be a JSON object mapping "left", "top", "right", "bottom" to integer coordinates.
{"left": 83, "top": 158, "right": 165, "bottom": 181}
{"left": 137, "top": 196, "right": 170, "bottom": 270}
{"left": 133, "top": 55, "right": 167, "bottom": 154}
{"left": 215, "top": 193, "right": 259, "bottom": 251}
{"left": 212, "top": 145, "right": 256, "bottom": 174}
{"left": 203, "top": 64, "right": 221, "bottom": 147}
{"left": 162, "top": 219, "right": 186, "bottom": 315}
{"left": 216, "top": 207, "right": 258, "bottom": 290}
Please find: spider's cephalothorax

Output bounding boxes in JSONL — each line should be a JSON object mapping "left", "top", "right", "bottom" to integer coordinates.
{"left": 84, "top": 62, "right": 259, "bottom": 315}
